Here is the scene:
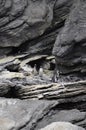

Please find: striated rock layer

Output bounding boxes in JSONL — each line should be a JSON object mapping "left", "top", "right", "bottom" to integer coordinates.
{"left": 0, "top": 0, "right": 86, "bottom": 130}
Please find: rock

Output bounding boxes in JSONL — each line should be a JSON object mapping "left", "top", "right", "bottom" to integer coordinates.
{"left": 17, "top": 80, "right": 86, "bottom": 100}
{"left": 0, "top": 0, "right": 73, "bottom": 57}
{"left": 40, "top": 122, "right": 85, "bottom": 130}
{"left": 0, "top": 71, "right": 24, "bottom": 79}
{"left": 0, "top": 118, "right": 15, "bottom": 130}
{"left": 36, "top": 109, "right": 86, "bottom": 130}
{"left": 53, "top": 0, "right": 73, "bottom": 26}
{"left": 0, "top": 0, "right": 54, "bottom": 48}
{"left": 0, "top": 80, "right": 12, "bottom": 97}
{"left": 0, "top": 47, "right": 12, "bottom": 57}
{"left": 20, "top": 55, "right": 47, "bottom": 67}
{"left": 53, "top": 0, "right": 86, "bottom": 81}
{"left": 0, "top": 81, "right": 85, "bottom": 129}
{"left": 19, "top": 64, "right": 33, "bottom": 76}
{"left": 6, "top": 59, "right": 20, "bottom": 71}
{"left": 0, "top": 71, "right": 86, "bottom": 101}
{"left": 18, "top": 27, "right": 59, "bottom": 56}
{"left": 42, "top": 62, "right": 50, "bottom": 70}
{"left": 0, "top": 54, "right": 28, "bottom": 67}
{"left": 0, "top": 98, "right": 58, "bottom": 130}
{"left": 43, "top": 56, "right": 55, "bottom": 70}
{"left": 47, "top": 109, "right": 86, "bottom": 123}
{"left": 0, "top": 98, "right": 85, "bottom": 130}
{"left": 0, "top": 1, "right": 86, "bottom": 130}
{"left": 0, "top": 55, "right": 25, "bottom": 71}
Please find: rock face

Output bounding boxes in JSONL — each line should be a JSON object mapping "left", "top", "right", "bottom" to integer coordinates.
{"left": 0, "top": 0, "right": 54, "bottom": 47}
{"left": 53, "top": 0, "right": 86, "bottom": 81}
{"left": 0, "top": 98, "right": 58, "bottom": 130}
{"left": 0, "top": 0, "right": 86, "bottom": 130}
{"left": 0, "top": 0, "right": 55, "bottom": 56}
{"left": 40, "top": 122, "right": 85, "bottom": 130}
{"left": 0, "top": 98, "right": 85, "bottom": 130}
{"left": 0, "top": 0, "right": 73, "bottom": 56}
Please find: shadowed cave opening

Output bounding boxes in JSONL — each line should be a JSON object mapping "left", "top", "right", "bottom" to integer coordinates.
{"left": 4, "top": 87, "right": 19, "bottom": 99}
{"left": 27, "top": 57, "right": 55, "bottom": 71}
{"left": 28, "top": 58, "right": 45, "bottom": 70}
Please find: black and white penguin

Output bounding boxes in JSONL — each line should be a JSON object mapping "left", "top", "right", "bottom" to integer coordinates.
{"left": 39, "top": 66, "right": 43, "bottom": 77}
{"left": 33, "top": 64, "right": 38, "bottom": 76}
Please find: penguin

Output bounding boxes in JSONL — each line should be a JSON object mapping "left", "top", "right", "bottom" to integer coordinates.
{"left": 39, "top": 66, "right": 43, "bottom": 78}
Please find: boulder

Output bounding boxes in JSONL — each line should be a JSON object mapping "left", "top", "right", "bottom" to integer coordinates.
{"left": 53, "top": 0, "right": 86, "bottom": 81}
{"left": 0, "top": 98, "right": 58, "bottom": 130}
{"left": 0, "top": 98, "right": 85, "bottom": 130}
{"left": 40, "top": 122, "right": 85, "bottom": 130}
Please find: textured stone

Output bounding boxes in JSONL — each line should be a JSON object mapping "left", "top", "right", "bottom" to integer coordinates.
{"left": 0, "top": 118, "right": 15, "bottom": 130}
{"left": 53, "top": 0, "right": 86, "bottom": 81}
{"left": 0, "top": 0, "right": 73, "bottom": 56}
{"left": 0, "top": 98, "right": 84, "bottom": 130}
{"left": 0, "top": 0, "right": 54, "bottom": 48}
{"left": 0, "top": 1, "right": 86, "bottom": 130}
{"left": 40, "top": 122, "right": 85, "bottom": 130}
{"left": 0, "top": 98, "right": 58, "bottom": 130}
{"left": 53, "top": 0, "right": 73, "bottom": 25}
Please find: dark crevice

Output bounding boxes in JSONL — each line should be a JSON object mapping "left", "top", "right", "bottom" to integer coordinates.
{"left": 52, "top": 101, "right": 86, "bottom": 111}
{"left": 5, "top": 66, "right": 19, "bottom": 72}
{"left": 50, "top": 62, "right": 55, "bottom": 70}
{"left": 28, "top": 58, "right": 45, "bottom": 70}
{"left": 4, "top": 87, "right": 19, "bottom": 99}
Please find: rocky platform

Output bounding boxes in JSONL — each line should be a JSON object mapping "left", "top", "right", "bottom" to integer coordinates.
{"left": 0, "top": 55, "right": 85, "bottom": 130}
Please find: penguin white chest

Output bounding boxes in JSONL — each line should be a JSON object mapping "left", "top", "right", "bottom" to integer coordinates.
{"left": 39, "top": 68, "right": 43, "bottom": 77}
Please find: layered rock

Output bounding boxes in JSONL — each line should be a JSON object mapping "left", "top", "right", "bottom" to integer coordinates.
{"left": 0, "top": 0, "right": 73, "bottom": 56}
{"left": 53, "top": 0, "right": 86, "bottom": 81}
{"left": 0, "top": 0, "right": 54, "bottom": 47}
{"left": 0, "top": 0, "right": 86, "bottom": 130}
{"left": 0, "top": 0, "right": 54, "bottom": 56}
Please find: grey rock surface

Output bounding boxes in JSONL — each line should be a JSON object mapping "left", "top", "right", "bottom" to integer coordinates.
{"left": 0, "top": 0, "right": 54, "bottom": 47}
{"left": 0, "top": 98, "right": 85, "bottom": 130}
{"left": 0, "top": 0, "right": 86, "bottom": 130}
{"left": 0, "top": 0, "right": 73, "bottom": 56}
{"left": 53, "top": 0, "right": 73, "bottom": 25}
{"left": 40, "top": 122, "right": 85, "bottom": 130}
{"left": 53, "top": 0, "right": 86, "bottom": 81}
{"left": 0, "top": 98, "right": 58, "bottom": 130}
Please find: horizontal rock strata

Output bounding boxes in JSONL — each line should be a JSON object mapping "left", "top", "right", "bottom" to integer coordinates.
{"left": 0, "top": 0, "right": 86, "bottom": 130}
